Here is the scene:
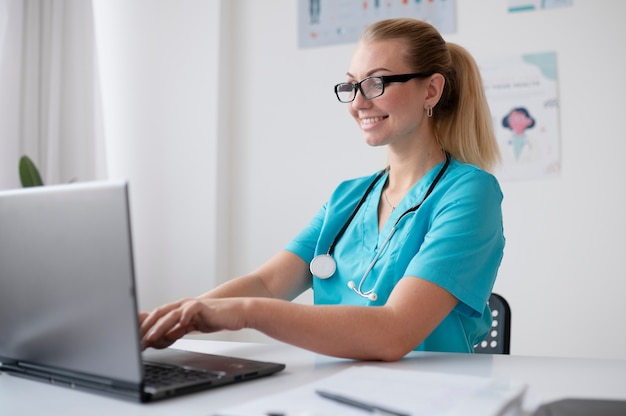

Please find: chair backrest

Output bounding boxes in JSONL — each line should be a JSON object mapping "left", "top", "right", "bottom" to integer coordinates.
{"left": 474, "top": 293, "right": 511, "bottom": 354}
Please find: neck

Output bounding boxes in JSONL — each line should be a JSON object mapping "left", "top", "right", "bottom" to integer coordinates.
{"left": 385, "top": 146, "right": 446, "bottom": 193}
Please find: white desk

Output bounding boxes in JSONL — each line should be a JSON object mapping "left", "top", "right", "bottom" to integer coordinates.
{"left": 1, "top": 339, "right": 625, "bottom": 415}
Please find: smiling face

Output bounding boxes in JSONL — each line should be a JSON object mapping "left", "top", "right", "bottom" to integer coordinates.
{"left": 508, "top": 110, "right": 533, "bottom": 135}
{"left": 346, "top": 39, "right": 431, "bottom": 148}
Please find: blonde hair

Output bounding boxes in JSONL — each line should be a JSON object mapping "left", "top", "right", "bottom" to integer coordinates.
{"left": 360, "top": 18, "right": 500, "bottom": 171}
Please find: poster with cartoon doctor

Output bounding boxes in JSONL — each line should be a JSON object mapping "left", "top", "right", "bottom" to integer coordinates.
{"left": 481, "top": 51, "right": 561, "bottom": 181}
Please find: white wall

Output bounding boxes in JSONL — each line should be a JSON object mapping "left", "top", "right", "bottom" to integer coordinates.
{"left": 227, "top": 0, "right": 626, "bottom": 359}
{"left": 92, "top": 0, "right": 229, "bottom": 309}
{"left": 93, "top": 0, "right": 626, "bottom": 359}
{"left": 453, "top": 1, "right": 626, "bottom": 359}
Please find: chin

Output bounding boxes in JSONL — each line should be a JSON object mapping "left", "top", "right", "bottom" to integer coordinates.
{"left": 363, "top": 135, "right": 388, "bottom": 148}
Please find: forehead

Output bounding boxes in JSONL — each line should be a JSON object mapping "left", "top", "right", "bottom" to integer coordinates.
{"left": 348, "top": 39, "right": 410, "bottom": 77}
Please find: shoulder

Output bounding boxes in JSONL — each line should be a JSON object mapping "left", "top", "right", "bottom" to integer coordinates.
{"left": 329, "top": 171, "right": 386, "bottom": 200}
{"left": 446, "top": 157, "right": 498, "bottom": 182}
{"left": 442, "top": 158, "right": 502, "bottom": 198}
{"left": 336, "top": 170, "right": 385, "bottom": 189}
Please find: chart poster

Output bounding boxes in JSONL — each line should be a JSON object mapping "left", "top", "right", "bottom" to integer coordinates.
{"left": 481, "top": 52, "right": 561, "bottom": 181}
{"left": 298, "top": 0, "right": 457, "bottom": 49}
{"left": 508, "top": 0, "right": 573, "bottom": 13}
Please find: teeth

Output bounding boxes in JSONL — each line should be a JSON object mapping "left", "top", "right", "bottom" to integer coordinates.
{"left": 361, "top": 116, "right": 385, "bottom": 125}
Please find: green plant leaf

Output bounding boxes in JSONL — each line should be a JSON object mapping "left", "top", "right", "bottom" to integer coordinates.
{"left": 19, "top": 155, "right": 44, "bottom": 187}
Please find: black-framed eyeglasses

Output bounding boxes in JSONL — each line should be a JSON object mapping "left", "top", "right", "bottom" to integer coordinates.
{"left": 334, "top": 72, "right": 432, "bottom": 103}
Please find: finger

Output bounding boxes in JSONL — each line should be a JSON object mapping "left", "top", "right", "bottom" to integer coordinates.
{"left": 142, "top": 307, "right": 184, "bottom": 345}
{"left": 142, "top": 323, "right": 190, "bottom": 350}
{"left": 140, "top": 298, "right": 190, "bottom": 337}
{"left": 142, "top": 301, "right": 202, "bottom": 349}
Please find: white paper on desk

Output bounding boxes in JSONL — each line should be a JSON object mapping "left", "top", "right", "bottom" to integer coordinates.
{"left": 215, "top": 365, "right": 527, "bottom": 416}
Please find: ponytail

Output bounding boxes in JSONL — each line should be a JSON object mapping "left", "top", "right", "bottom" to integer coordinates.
{"left": 435, "top": 43, "right": 500, "bottom": 172}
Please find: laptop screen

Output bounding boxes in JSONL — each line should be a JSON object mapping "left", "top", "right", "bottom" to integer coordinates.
{"left": 0, "top": 182, "right": 143, "bottom": 385}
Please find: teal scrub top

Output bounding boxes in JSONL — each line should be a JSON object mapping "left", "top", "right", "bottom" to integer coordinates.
{"left": 285, "top": 157, "right": 505, "bottom": 353}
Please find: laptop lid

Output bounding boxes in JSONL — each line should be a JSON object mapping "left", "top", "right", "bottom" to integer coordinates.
{"left": 0, "top": 181, "right": 284, "bottom": 402}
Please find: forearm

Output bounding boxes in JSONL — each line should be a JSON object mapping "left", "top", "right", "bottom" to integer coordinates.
{"left": 198, "top": 251, "right": 311, "bottom": 301}
{"left": 242, "top": 298, "right": 413, "bottom": 361}
{"left": 198, "top": 274, "right": 273, "bottom": 300}
{"left": 241, "top": 277, "right": 457, "bottom": 361}
{"left": 142, "top": 275, "right": 455, "bottom": 359}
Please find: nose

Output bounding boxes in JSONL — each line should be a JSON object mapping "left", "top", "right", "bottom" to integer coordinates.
{"left": 351, "top": 88, "right": 371, "bottom": 110}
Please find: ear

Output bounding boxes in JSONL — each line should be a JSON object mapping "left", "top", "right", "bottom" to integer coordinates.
{"left": 424, "top": 73, "right": 445, "bottom": 109}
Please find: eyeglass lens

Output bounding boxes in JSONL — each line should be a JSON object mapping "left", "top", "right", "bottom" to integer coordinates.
{"left": 336, "top": 77, "right": 384, "bottom": 103}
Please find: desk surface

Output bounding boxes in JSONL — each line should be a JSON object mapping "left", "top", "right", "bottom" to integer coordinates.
{"left": 1, "top": 339, "right": 625, "bottom": 415}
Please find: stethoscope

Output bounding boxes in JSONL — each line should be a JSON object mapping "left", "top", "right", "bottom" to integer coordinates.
{"left": 309, "top": 153, "right": 450, "bottom": 301}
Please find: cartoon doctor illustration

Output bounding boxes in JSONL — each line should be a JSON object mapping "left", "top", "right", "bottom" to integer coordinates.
{"left": 502, "top": 107, "right": 536, "bottom": 160}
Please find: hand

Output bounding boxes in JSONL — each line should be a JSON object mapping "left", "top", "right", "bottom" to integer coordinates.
{"left": 140, "top": 297, "right": 248, "bottom": 350}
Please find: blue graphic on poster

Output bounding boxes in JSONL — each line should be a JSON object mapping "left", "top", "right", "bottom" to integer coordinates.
{"left": 298, "top": 0, "right": 456, "bottom": 49}
{"left": 508, "top": 0, "right": 573, "bottom": 13}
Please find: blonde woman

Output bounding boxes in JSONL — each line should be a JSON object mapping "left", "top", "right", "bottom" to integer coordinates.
{"left": 141, "top": 18, "right": 504, "bottom": 361}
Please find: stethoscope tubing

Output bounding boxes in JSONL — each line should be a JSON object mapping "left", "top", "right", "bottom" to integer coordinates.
{"left": 326, "top": 169, "right": 387, "bottom": 257}
{"left": 327, "top": 152, "right": 450, "bottom": 257}
{"left": 310, "top": 153, "right": 451, "bottom": 300}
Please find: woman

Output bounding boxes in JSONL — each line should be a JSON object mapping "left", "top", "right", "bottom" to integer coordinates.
{"left": 141, "top": 18, "right": 504, "bottom": 362}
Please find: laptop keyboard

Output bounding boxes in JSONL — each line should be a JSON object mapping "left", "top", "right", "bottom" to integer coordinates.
{"left": 143, "top": 362, "right": 224, "bottom": 388}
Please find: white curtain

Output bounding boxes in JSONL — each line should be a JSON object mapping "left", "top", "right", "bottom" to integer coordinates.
{"left": 0, "top": 0, "right": 23, "bottom": 189}
{"left": 0, "top": 0, "right": 105, "bottom": 189}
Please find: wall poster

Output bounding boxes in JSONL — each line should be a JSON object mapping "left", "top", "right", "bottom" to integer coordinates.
{"left": 480, "top": 51, "right": 561, "bottom": 181}
{"left": 298, "top": 0, "right": 457, "bottom": 49}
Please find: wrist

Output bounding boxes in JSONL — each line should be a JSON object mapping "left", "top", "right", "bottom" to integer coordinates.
{"left": 240, "top": 297, "right": 258, "bottom": 330}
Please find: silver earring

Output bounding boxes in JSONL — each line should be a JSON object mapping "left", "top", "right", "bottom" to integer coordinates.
{"left": 427, "top": 106, "right": 433, "bottom": 117}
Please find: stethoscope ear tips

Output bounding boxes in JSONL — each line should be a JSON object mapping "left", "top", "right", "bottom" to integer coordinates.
{"left": 347, "top": 280, "right": 377, "bottom": 301}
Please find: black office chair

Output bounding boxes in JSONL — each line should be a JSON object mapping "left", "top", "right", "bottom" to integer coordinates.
{"left": 474, "top": 293, "right": 511, "bottom": 354}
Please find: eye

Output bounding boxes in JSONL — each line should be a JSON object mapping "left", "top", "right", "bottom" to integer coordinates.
{"left": 336, "top": 83, "right": 354, "bottom": 93}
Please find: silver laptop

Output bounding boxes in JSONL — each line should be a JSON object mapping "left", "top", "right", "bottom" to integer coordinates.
{"left": 0, "top": 181, "right": 284, "bottom": 402}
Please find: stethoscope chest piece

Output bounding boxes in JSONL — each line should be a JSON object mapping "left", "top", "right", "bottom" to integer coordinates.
{"left": 308, "top": 153, "right": 450, "bottom": 298}
{"left": 309, "top": 254, "right": 336, "bottom": 279}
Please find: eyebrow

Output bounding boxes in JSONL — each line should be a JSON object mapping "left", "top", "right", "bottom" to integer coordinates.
{"left": 346, "top": 68, "right": 393, "bottom": 79}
